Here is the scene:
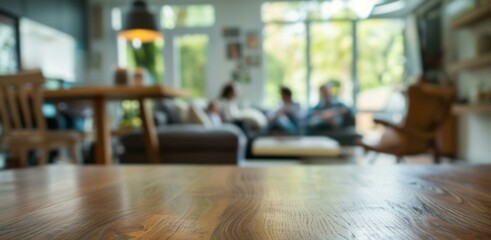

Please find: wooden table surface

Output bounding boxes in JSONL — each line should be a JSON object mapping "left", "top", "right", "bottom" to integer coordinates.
{"left": 44, "top": 85, "right": 189, "bottom": 101}
{"left": 1, "top": 165, "right": 491, "bottom": 239}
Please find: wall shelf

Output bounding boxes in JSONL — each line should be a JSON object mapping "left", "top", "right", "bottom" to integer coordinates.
{"left": 448, "top": 53, "right": 491, "bottom": 74}
{"left": 452, "top": 3, "right": 491, "bottom": 29}
{"left": 453, "top": 104, "right": 491, "bottom": 114}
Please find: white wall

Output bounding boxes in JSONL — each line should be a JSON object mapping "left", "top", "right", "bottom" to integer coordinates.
{"left": 214, "top": 0, "right": 264, "bottom": 106}
{"left": 443, "top": 0, "right": 491, "bottom": 163}
{"left": 87, "top": 0, "right": 265, "bottom": 105}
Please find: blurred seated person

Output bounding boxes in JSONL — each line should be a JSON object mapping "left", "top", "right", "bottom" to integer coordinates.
{"left": 218, "top": 83, "right": 251, "bottom": 137}
{"left": 269, "top": 86, "right": 302, "bottom": 135}
{"left": 307, "top": 83, "right": 350, "bottom": 131}
{"left": 206, "top": 101, "right": 223, "bottom": 127}
{"left": 219, "top": 83, "right": 242, "bottom": 122}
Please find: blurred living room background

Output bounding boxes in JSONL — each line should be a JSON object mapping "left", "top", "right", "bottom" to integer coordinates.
{"left": 1, "top": 0, "right": 490, "bottom": 168}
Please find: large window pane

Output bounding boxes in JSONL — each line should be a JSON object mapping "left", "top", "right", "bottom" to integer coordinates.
{"left": 262, "top": 1, "right": 361, "bottom": 22}
{"left": 177, "top": 34, "right": 208, "bottom": 98}
{"left": 0, "top": 15, "right": 18, "bottom": 74}
{"left": 262, "top": 2, "right": 310, "bottom": 22}
{"left": 310, "top": 22, "right": 353, "bottom": 106}
{"left": 123, "top": 39, "right": 165, "bottom": 84}
{"left": 117, "top": 38, "right": 165, "bottom": 128}
{"left": 264, "top": 23, "right": 307, "bottom": 107}
{"left": 162, "top": 5, "right": 215, "bottom": 29}
{"left": 357, "top": 19, "right": 406, "bottom": 136}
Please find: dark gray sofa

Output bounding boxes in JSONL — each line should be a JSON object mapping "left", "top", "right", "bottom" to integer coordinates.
{"left": 306, "top": 112, "right": 361, "bottom": 146}
{"left": 119, "top": 124, "right": 246, "bottom": 164}
{"left": 307, "top": 127, "right": 360, "bottom": 146}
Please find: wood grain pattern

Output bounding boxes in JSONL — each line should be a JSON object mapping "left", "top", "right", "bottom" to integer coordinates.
{"left": 44, "top": 85, "right": 189, "bottom": 101}
{"left": 1, "top": 165, "right": 491, "bottom": 239}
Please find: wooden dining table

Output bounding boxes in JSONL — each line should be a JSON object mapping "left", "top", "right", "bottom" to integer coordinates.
{"left": 1, "top": 164, "right": 491, "bottom": 239}
{"left": 44, "top": 85, "right": 188, "bottom": 165}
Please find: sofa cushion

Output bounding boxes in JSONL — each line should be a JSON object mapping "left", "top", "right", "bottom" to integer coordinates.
{"left": 307, "top": 126, "right": 361, "bottom": 146}
{"left": 174, "top": 101, "right": 190, "bottom": 123}
{"left": 188, "top": 104, "right": 213, "bottom": 127}
{"left": 240, "top": 108, "right": 268, "bottom": 130}
{"left": 156, "top": 99, "right": 182, "bottom": 124}
{"left": 121, "top": 124, "right": 244, "bottom": 152}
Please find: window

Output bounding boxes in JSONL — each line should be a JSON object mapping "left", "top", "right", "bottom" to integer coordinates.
{"left": 263, "top": 3, "right": 358, "bottom": 107}
{"left": 263, "top": 2, "right": 406, "bottom": 138}
{"left": 160, "top": 5, "right": 215, "bottom": 98}
{"left": 175, "top": 34, "right": 209, "bottom": 98}
{"left": 161, "top": 5, "right": 215, "bottom": 29}
{"left": 310, "top": 22, "right": 353, "bottom": 105}
{"left": 114, "top": 6, "right": 166, "bottom": 128}
{"left": 116, "top": 38, "right": 165, "bottom": 128}
{"left": 262, "top": 1, "right": 376, "bottom": 22}
{"left": 113, "top": 6, "right": 165, "bottom": 84}
{"left": 264, "top": 23, "right": 307, "bottom": 107}
{"left": 356, "top": 19, "right": 406, "bottom": 137}
{"left": 118, "top": 38, "right": 165, "bottom": 84}
{"left": 0, "top": 14, "right": 18, "bottom": 74}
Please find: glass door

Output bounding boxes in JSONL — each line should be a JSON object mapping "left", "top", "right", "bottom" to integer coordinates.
{"left": 264, "top": 21, "right": 354, "bottom": 108}
{"left": 164, "top": 30, "right": 212, "bottom": 98}
{"left": 356, "top": 19, "right": 406, "bottom": 139}
{"left": 309, "top": 22, "right": 353, "bottom": 106}
{"left": 175, "top": 34, "right": 209, "bottom": 98}
{"left": 264, "top": 23, "right": 307, "bottom": 107}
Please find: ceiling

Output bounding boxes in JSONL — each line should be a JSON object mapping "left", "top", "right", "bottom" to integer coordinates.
{"left": 93, "top": 0, "right": 425, "bottom": 18}
{"left": 370, "top": 0, "right": 425, "bottom": 18}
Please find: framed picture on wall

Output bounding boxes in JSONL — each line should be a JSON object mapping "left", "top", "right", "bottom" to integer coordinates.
{"left": 227, "top": 43, "right": 242, "bottom": 59}
{"left": 246, "top": 31, "right": 259, "bottom": 49}
{"left": 245, "top": 55, "right": 261, "bottom": 67}
{"left": 0, "top": 12, "right": 19, "bottom": 74}
{"left": 223, "top": 27, "right": 240, "bottom": 38}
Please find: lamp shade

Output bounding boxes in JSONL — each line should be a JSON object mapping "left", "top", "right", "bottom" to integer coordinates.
{"left": 119, "top": 0, "right": 161, "bottom": 43}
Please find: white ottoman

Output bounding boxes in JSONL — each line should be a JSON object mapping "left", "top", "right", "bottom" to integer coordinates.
{"left": 252, "top": 136, "right": 341, "bottom": 157}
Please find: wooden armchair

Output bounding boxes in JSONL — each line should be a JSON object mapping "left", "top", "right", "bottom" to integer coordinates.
{"left": 358, "top": 83, "right": 456, "bottom": 164}
{"left": 0, "top": 70, "right": 81, "bottom": 167}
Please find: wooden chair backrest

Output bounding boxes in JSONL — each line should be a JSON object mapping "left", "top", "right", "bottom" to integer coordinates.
{"left": 0, "top": 70, "right": 46, "bottom": 135}
{"left": 404, "top": 83, "right": 455, "bottom": 135}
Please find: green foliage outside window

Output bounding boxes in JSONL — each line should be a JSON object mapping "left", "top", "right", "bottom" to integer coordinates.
{"left": 125, "top": 39, "right": 165, "bottom": 84}
{"left": 178, "top": 35, "right": 208, "bottom": 98}
{"left": 262, "top": 2, "right": 358, "bottom": 22}
{"left": 358, "top": 20, "right": 405, "bottom": 91}
{"left": 264, "top": 18, "right": 405, "bottom": 108}
{"left": 264, "top": 23, "right": 307, "bottom": 107}
{"left": 120, "top": 39, "right": 164, "bottom": 128}
{"left": 162, "top": 5, "right": 215, "bottom": 29}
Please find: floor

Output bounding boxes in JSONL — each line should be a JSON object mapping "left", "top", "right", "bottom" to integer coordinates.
{"left": 0, "top": 147, "right": 461, "bottom": 169}
{"left": 242, "top": 147, "right": 461, "bottom": 167}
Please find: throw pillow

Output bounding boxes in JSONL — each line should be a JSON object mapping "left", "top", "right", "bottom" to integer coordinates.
{"left": 240, "top": 108, "right": 268, "bottom": 130}
{"left": 188, "top": 104, "right": 213, "bottom": 127}
{"left": 156, "top": 99, "right": 181, "bottom": 124}
{"left": 174, "top": 101, "right": 190, "bottom": 123}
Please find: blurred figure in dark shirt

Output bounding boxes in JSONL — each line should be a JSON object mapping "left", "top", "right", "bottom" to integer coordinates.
{"left": 269, "top": 86, "right": 302, "bottom": 135}
{"left": 307, "top": 84, "right": 350, "bottom": 132}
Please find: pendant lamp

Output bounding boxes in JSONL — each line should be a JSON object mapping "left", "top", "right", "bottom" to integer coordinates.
{"left": 119, "top": 0, "right": 161, "bottom": 43}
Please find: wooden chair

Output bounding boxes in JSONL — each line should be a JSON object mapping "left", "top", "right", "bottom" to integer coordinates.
{"left": 0, "top": 70, "right": 80, "bottom": 167}
{"left": 358, "top": 83, "right": 456, "bottom": 164}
